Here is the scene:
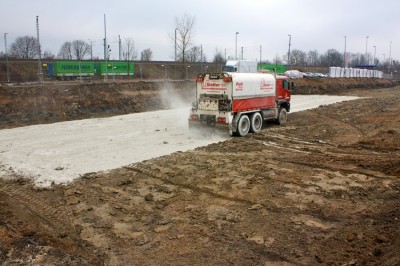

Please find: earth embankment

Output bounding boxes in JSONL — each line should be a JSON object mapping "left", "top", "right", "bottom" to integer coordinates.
{"left": 1, "top": 78, "right": 399, "bottom": 129}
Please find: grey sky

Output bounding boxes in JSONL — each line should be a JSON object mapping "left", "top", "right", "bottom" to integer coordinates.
{"left": 1, "top": 0, "right": 399, "bottom": 63}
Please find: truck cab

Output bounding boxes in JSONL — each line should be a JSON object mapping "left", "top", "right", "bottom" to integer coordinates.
{"left": 275, "top": 76, "right": 292, "bottom": 112}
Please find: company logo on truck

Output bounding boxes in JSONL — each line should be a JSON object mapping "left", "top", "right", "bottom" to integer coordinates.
{"left": 235, "top": 81, "right": 244, "bottom": 91}
{"left": 201, "top": 75, "right": 226, "bottom": 90}
{"left": 260, "top": 78, "right": 274, "bottom": 91}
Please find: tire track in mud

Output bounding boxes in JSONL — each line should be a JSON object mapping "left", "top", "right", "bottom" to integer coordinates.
{"left": 0, "top": 182, "right": 78, "bottom": 239}
{"left": 315, "top": 113, "right": 365, "bottom": 138}
{"left": 244, "top": 133, "right": 396, "bottom": 179}
{"left": 123, "top": 165, "right": 281, "bottom": 212}
{"left": 251, "top": 133, "right": 392, "bottom": 159}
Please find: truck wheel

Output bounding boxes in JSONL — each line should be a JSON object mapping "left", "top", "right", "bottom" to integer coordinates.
{"left": 276, "top": 107, "right": 287, "bottom": 125}
{"left": 250, "top": 112, "right": 263, "bottom": 133}
{"left": 237, "top": 115, "right": 250, "bottom": 136}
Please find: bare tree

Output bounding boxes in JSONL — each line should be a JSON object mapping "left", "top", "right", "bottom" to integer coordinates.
{"left": 122, "top": 38, "right": 138, "bottom": 61}
{"left": 288, "top": 49, "right": 307, "bottom": 66}
{"left": 10, "top": 36, "right": 39, "bottom": 59}
{"left": 72, "top": 40, "right": 90, "bottom": 60}
{"left": 322, "top": 49, "right": 344, "bottom": 67}
{"left": 213, "top": 50, "right": 225, "bottom": 64}
{"left": 187, "top": 45, "right": 202, "bottom": 62}
{"left": 171, "top": 14, "right": 195, "bottom": 64}
{"left": 58, "top": 42, "right": 73, "bottom": 59}
{"left": 307, "top": 50, "right": 319, "bottom": 66}
{"left": 43, "top": 49, "right": 55, "bottom": 59}
{"left": 140, "top": 48, "right": 153, "bottom": 61}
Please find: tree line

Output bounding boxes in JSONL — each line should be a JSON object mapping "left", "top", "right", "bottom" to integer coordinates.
{"left": 2, "top": 36, "right": 153, "bottom": 61}
{"left": 1, "top": 13, "right": 398, "bottom": 70}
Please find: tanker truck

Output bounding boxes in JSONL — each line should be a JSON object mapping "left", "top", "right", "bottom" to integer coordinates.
{"left": 188, "top": 72, "right": 292, "bottom": 136}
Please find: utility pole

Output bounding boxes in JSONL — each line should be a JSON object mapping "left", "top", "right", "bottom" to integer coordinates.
{"left": 235, "top": 32, "right": 239, "bottom": 60}
{"left": 4, "top": 33, "right": 10, "bottom": 82}
{"left": 260, "top": 45, "right": 262, "bottom": 63}
{"left": 343, "top": 36, "right": 347, "bottom": 68}
{"left": 36, "top": 16, "right": 43, "bottom": 85}
{"left": 200, "top": 44, "right": 203, "bottom": 72}
{"left": 88, "top": 40, "right": 94, "bottom": 60}
{"left": 389, "top": 41, "right": 392, "bottom": 74}
{"left": 118, "top": 35, "right": 121, "bottom": 60}
{"left": 288, "top": 34, "right": 292, "bottom": 68}
{"left": 365, "top": 35, "right": 369, "bottom": 65}
{"left": 174, "top": 28, "right": 177, "bottom": 61}
{"left": 373, "top": 45, "right": 376, "bottom": 65}
{"left": 104, "top": 14, "right": 108, "bottom": 81}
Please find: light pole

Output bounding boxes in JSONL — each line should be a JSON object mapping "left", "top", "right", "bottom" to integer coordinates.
{"left": 343, "top": 36, "right": 347, "bottom": 68}
{"left": 382, "top": 53, "right": 385, "bottom": 72}
{"left": 161, "top": 64, "right": 167, "bottom": 79}
{"left": 365, "top": 35, "right": 369, "bottom": 65}
{"left": 88, "top": 39, "right": 94, "bottom": 60}
{"left": 118, "top": 35, "right": 121, "bottom": 61}
{"left": 36, "top": 16, "right": 43, "bottom": 85}
{"left": 373, "top": 45, "right": 376, "bottom": 65}
{"left": 186, "top": 65, "right": 190, "bottom": 80}
{"left": 235, "top": 32, "right": 239, "bottom": 60}
{"left": 174, "top": 28, "right": 177, "bottom": 61}
{"left": 389, "top": 41, "right": 392, "bottom": 66}
{"left": 287, "top": 34, "right": 292, "bottom": 68}
{"left": 4, "top": 33, "right": 10, "bottom": 82}
{"left": 104, "top": 14, "right": 108, "bottom": 81}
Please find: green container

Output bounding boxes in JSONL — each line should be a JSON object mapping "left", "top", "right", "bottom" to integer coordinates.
{"left": 53, "top": 61, "right": 96, "bottom": 77}
{"left": 96, "top": 62, "right": 134, "bottom": 76}
{"left": 258, "top": 64, "right": 286, "bottom": 74}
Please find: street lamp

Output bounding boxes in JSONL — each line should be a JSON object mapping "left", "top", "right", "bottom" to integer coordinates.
{"left": 4, "top": 33, "right": 10, "bottom": 82}
{"left": 343, "top": 36, "right": 347, "bottom": 68}
{"left": 382, "top": 54, "right": 386, "bottom": 72}
{"left": 161, "top": 64, "right": 167, "bottom": 79}
{"left": 235, "top": 32, "right": 239, "bottom": 60}
{"left": 287, "top": 34, "right": 292, "bottom": 67}
{"left": 186, "top": 65, "right": 191, "bottom": 80}
{"left": 174, "top": 28, "right": 177, "bottom": 61}
{"left": 365, "top": 35, "right": 369, "bottom": 65}
{"left": 373, "top": 46, "right": 376, "bottom": 65}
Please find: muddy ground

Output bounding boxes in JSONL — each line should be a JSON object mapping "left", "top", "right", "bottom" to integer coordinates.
{"left": 0, "top": 79, "right": 400, "bottom": 265}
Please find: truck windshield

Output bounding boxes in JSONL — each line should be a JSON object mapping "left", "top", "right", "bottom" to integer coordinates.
{"left": 222, "top": 66, "right": 237, "bottom": 72}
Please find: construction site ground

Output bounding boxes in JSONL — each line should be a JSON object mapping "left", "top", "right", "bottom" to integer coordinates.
{"left": 0, "top": 79, "right": 400, "bottom": 265}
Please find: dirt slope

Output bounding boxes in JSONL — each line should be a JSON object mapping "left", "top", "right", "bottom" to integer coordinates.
{"left": 1, "top": 78, "right": 399, "bottom": 129}
{"left": 1, "top": 85, "right": 399, "bottom": 265}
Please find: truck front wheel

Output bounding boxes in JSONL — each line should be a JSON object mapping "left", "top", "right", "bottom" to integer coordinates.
{"left": 250, "top": 112, "right": 263, "bottom": 133}
{"left": 276, "top": 107, "right": 287, "bottom": 125}
{"left": 237, "top": 115, "right": 250, "bottom": 136}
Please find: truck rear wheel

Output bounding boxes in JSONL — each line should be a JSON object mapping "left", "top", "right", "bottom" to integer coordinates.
{"left": 276, "top": 107, "right": 287, "bottom": 125}
{"left": 250, "top": 112, "right": 263, "bottom": 133}
{"left": 237, "top": 115, "right": 250, "bottom": 136}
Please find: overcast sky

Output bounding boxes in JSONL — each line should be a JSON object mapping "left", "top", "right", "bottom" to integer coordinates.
{"left": 1, "top": 0, "right": 399, "bottom": 63}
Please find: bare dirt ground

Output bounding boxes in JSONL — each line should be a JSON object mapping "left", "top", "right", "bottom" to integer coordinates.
{"left": 1, "top": 80, "right": 400, "bottom": 265}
